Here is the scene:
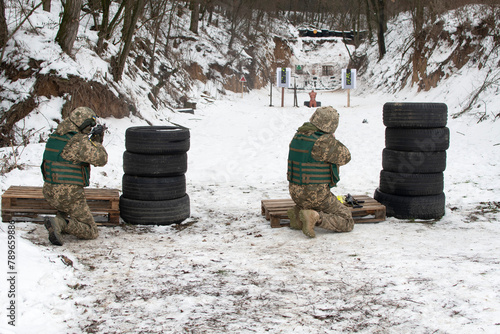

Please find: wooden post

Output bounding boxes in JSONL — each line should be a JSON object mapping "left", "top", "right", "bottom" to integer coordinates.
{"left": 240, "top": 76, "right": 246, "bottom": 98}
{"left": 269, "top": 81, "right": 273, "bottom": 107}
{"left": 281, "top": 87, "right": 284, "bottom": 107}
{"left": 347, "top": 89, "right": 351, "bottom": 107}
{"left": 293, "top": 79, "right": 298, "bottom": 107}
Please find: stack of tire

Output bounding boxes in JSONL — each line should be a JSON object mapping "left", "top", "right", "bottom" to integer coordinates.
{"left": 374, "top": 102, "right": 449, "bottom": 220}
{"left": 119, "top": 126, "right": 190, "bottom": 225}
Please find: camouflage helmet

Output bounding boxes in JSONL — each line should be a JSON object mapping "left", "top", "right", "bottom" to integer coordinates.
{"left": 309, "top": 106, "right": 339, "bottom": 133}
{"left": 69, "top": 107, "right": 97, "bottom": 132}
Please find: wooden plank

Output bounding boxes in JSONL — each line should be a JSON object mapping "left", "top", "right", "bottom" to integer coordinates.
{"left": 1, "top": 186, "right": 120, "bottom": 226}
{"left": 2, "top": 186, "right": 119, "bottom": 199}
{"left": 4, "top": 215, "right": 120, "bottom": 226}
{"left": 262, "top": 195, "right": 386, "bottom": 228}
{"left": 270, "top": 216, "right": 284, "bottom": 228}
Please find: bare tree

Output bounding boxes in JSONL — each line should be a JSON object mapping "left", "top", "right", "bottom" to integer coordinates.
{"left": 1, "top": 1, "right": 43, "bottom": 64}
{"left": 42, "top": 0, "right": 51, "bottom": 12}
{"left": 148, "top": 0, "right": 169, "bottom": 72}
{"left": 55, "top": 0, "right": 83, "bottom": 55}
{"left": 200, "top": 0, "right": 215, "bottom": 26}
{"left": 96, "top": 0, "right": 126, "bottom": 55}
{"left": 112, "top": 0, "right": 145, "bottom": 81}
{"left": 0, "top": 0, "right": 7, "bottom": 48}
{"left": 410, "top": 0, "right": 425, "bottom": 85}
{"left": 226, "top": 0, "right": 248, "bottom": 49}
{"left": 96, "top": 0, "right": 111, "bottom": 55}
{"left": 367, "top": 0, "right": 386, "bottom": 60}
{"left": 190, "top": 0, "right": 200, "bottom": 33}
{"left": 164, "top": 0, "right": 179, "bottom": 51}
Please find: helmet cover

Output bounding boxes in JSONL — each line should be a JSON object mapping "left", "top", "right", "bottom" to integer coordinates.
{"left": 309, "top": 106, "right": 339, "bottom": 133}
{"left": 69, "top": 107, "right": 97, "bottom": 131}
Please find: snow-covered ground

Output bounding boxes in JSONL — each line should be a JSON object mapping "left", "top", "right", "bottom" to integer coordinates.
{"left": 1, "top": 87, "right": 499, "bottom": 333}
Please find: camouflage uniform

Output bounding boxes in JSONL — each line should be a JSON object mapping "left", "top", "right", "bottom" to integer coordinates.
{"left": 41, "top": 107, "right": 108, "bottom": 244}
{"left": 287, "top": 106, "right": 354, "bottom": 237}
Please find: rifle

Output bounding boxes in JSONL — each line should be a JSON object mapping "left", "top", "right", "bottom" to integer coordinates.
{"left": 345, "top": 193, "right": 364, "bottom": 208}
{"left": 89, "top": 124, "right": 107, "bottom": 143}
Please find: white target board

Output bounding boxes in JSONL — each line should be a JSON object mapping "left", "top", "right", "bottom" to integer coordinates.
{"left": 341, "top": 69, "right": 357, "bottom": 89}
{"left": 277, "top": 67, "right": 291, "bottom": 88}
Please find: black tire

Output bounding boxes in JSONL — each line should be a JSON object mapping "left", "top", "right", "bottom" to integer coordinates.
{"left": 374, "top": 188, "right": 445, "bottom": 220}
{"left": 125, "top": 126, "right": 190, "bottom": 154}
{"left": 379, "top": 171, "right": 444, "bottom": 196}
{"left": 383, "top": 102, "right": 447, "bottom": 128}
{"left": 385, "top": 127, "right": 450, "bottom": 152}
{"left": 123, "top": 152, "right": 187, "bottom": 177}
{"left": 382, "top": 149, "right": 447, "bottom": 173}
{"left": 119, "top": 195, "right": 190, "bottom": 225}
{"left": 122, "top": 174, "right": 186, "bottom": 201}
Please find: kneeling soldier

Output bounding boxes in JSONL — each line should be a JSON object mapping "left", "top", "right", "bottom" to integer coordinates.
{"left": 41, "top": 107, "right": 108, "bottom": 246}
{"left": 287, "top": 106, "right": 354, "bottom": 238}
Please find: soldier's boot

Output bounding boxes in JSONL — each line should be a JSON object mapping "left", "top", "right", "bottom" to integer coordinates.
{"left": 44, "top": 216, "right": 65, "bottom": 246}
{"left": 287, "top": 206, "right": 302, "bottom": 230}
{"left": 300, "top": 209, "right": 320, "bottom": 238}
{"left": 55, "top": 212, "right": 69, "bottom": 233}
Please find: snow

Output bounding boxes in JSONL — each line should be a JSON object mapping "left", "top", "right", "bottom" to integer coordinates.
{"left": 1, "top": 3, "right": 500, "bottom": 334}
{"left": 1, "top": 88, "right": 499, "bottom": 333}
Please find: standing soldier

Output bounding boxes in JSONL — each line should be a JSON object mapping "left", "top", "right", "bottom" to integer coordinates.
{"left": 287, "top": 106, "right": 353, "bottom": 238}
{"left": 41, "top": 107, "right": 108, "bottom": 246}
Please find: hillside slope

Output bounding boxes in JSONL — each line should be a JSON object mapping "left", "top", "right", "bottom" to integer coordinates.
{"left": 0, "top": 2, "right": 294, "bottom": 145}
{"left": 356, "top": 5, "right": 499, "bottom": 120}
{"left": 1, "top": 3, "right": 499, "bottom": 145}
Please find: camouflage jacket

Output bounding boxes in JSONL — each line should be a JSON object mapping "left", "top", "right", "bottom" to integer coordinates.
{"left": 42, "top": 119, "right": 108, "bottom": 186}
{"left": 60, "top": 132, "right": 108, "bottom": 167}
{"left": 55, "top": 118, "right": 108, "bottom": 167}
{"left": 297, "top": 122, "right": 351, "bottom": 166}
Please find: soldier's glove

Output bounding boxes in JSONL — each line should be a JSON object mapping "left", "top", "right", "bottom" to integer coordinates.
{"left": 91, "top": 132, "right": 104, "bottom": 144}
{"left": 89, "top": 124, "right": 107, "bottom": 144}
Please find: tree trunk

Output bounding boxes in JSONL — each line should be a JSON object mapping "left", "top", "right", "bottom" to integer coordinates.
{"left": 164, "top": 1, "right": 177, "bottom": 51}
{"left": 207, "top": 3, "right": 213, "bottom": 26}
{"left": 96, "top": 0, "right": 111, "bottom": 55}
{"left": 189, "top": 0, "right": 199, "bottom": 34}
{"left": 55, "top": 0, "right": 83, "bottom": 55}
{"left": 364, "top": 0, "right": 373, "bottom": 40}
{"left": 112, "top": 0, "right": 145, "bottom": 82}
{"left": 149, "top": 0, "right": 168, "bottom": 73}
{"left": 97, "top": 0, "right": 126, "bottom": 55}
{"left": 122, "top": 0, "right": 133, "bottom": 39}
{"left": 42, "top": 0, "right": 51, "bottom": 12}
{"left": 0, "top": 0, "right": 7, "bottom": 48}
{"left": 376, "top": 1, "right": 386, "bottom": 60}
{"left": 413, "top": 1, "right": 425, "bottom": 35}
{"left": 228, "top": 0, "right": 244, "bottom": 50}
{"left": 411, "top": 1, "right": 426, "bottom": 86}
{"left": 369, "top": 0, "right": 386, "bottom": 60}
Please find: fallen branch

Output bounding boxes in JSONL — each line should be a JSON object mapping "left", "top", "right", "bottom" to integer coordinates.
{"left": 452, "top": 69, "right": 500, "bottom": 119}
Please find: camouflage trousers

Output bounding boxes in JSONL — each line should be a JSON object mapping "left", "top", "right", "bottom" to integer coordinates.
{"left": 289, "top": 183, "right": 354, "bottom": 232}
{"left": 43, "top": 183, "right": 99, "bottom": 240}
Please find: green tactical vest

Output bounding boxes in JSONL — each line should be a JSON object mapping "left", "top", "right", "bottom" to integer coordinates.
{"left": 41, "top": 132, "right": 90, "bottom": 186}
{"left": 287, "top": 131, "right": 340, "bottom": 188}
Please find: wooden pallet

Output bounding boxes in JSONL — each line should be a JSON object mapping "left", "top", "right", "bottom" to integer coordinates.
{"left": 261, "top": 195, "right": 386, "bottom": 228}
{"left": 1, "top": 186, "right": 120, "bottom": 226}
